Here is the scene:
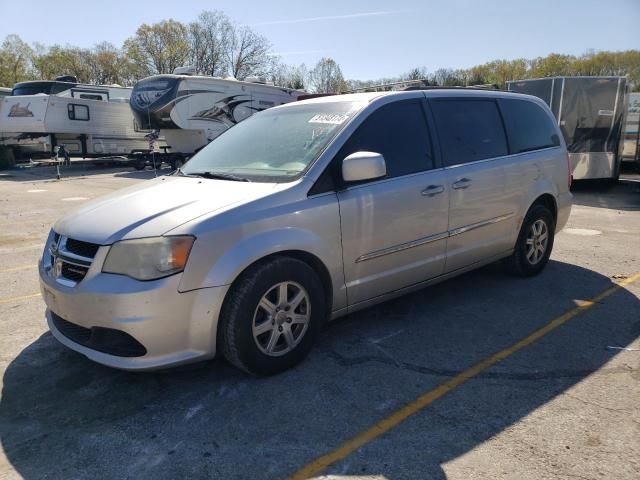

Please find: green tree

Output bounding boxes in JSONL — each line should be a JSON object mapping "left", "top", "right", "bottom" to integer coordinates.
{"left": 0, "top": 35, "right": 33, "bottom": 86}
{"left": 124, "top": 19, "right": 190, "bottom": 75}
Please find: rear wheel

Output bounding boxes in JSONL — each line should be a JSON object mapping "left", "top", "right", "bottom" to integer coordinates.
{"left": 220, "top": 257, "right": 326, "bottom": 375}
{"left": 504, "top": 204, "right": 555, "bottom": 277}
{"left": 170, "top": 156, "right": 184, "bottom": 171}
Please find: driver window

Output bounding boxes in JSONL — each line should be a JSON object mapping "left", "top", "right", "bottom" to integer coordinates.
{"left": 337, "top": 100, "right": 434, "bottom": 179}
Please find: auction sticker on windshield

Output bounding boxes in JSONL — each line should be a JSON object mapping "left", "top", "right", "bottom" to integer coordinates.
{"left": 308, "top": 113, "right": 350, "bottom": 124}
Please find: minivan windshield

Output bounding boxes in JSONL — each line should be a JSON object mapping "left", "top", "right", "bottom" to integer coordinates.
{"left": 182, "top": 100, "right": 366, "bottom": 182}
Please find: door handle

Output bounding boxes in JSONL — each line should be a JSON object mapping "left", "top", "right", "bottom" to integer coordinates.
{"left": 421, "top": 185, "right": 445, "bottom": 197}
{"left": 452, "top": 178, "right": 471, "bottom": 190}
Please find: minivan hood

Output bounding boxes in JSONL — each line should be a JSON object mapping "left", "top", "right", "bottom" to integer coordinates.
{"left": 53, "top": 176, "right": 280, "bottom": 244}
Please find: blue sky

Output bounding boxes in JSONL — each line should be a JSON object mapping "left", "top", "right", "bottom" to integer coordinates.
{"left": 2, "top": 0, "right": 639, "bottom": 79}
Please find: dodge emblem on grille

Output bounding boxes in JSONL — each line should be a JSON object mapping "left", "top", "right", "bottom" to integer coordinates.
{"left": 54, "top": 257, "right": 63, "bottom": 279}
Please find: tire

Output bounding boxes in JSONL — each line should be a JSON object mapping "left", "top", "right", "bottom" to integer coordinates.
{"left": 220, "top": 257, "right": 326, "bottom": 375}
{"left": 504, "top": 204, "right": 555, "bottom": 277}
{"left": 171, "top": 156, "right": 184, "bottom": 170}
{"left": 133, "top": 162, "right": 145, "bottom": 171}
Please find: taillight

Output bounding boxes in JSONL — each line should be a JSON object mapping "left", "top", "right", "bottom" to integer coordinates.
{"left": 566, "top": 152, "right": 572, "bottom": 189}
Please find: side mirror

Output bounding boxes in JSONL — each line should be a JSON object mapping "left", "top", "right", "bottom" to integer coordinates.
{"left": 342, "top": 151, "right": 386, "bottom": 183}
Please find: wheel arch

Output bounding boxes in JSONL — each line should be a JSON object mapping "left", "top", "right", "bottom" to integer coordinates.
{"left": 215, "top": 249, "right": 334, "bottom": 351}
{"left": 531, "top": 193, "right": 557, "bottom": 223}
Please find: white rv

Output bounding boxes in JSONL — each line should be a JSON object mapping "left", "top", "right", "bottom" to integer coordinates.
{"left": 129, "top": 73, "right": 304, "bottom": 166}
{"left": 622, "top": 92, "right": 639, "bottom": 165}
{"left": 0, "top": 77, "right": 156, "bottom": 159}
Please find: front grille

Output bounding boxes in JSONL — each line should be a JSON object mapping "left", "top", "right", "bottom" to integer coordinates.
{"left": 51, "top": 312, "right": 147, "bottom": 357}
{"left": 61, "top": 262, "right": 89, "bottom": 282}
{"left": 65, "top": 238, "right": 100, "bottom": 258}
{"left": 48, "top": 233, "right": 100, "bottom": 286}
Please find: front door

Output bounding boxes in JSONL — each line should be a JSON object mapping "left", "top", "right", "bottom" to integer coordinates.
{"left": 336, "top": 99, "right": 449, "bottom": 306}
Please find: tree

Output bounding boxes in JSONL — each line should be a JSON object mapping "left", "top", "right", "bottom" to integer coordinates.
{"left": 189, "top": 11, "right": 233, "bottom": 77}
{"left": 268, "top": 61, "right": 307, "bottom": 89}
{"left": 123, "top": 19, "right": 190, "bottom": 75}
{"left": 401, "top": 67, "right": 428, "bottom": 81}
{"left": 31, "top": 45, "right": 91, "bottom": 82}
{"left": 0, "top": 35, "right": 33, "bottom": 86}
{"left": 308, "top": 57, "right": 345, "bottom": 93}
{"left": 227, "top": 26, "right": 272, "bottom": 79}
{"left": 530, "top": 53, "right": 575, "bottom": 78}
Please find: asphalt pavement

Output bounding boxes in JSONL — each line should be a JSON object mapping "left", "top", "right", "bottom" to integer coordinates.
{"left": 0, "top": 164, "right": 639, "bottom": 480}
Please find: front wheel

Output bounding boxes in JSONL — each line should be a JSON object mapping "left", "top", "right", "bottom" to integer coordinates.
{"left": 219, "top": 257, "right": 326, "bottom": 375}
{"left": 504, "top": 204, "right": 555, "bottom": 277}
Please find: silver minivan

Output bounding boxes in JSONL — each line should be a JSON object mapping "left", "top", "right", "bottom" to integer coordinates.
{"left": 39, "top": 90, "right": 572, "bottom": 375}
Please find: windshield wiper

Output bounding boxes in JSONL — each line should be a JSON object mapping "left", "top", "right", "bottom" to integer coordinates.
{"left": 185, "top": 171, "right": 251, "bottom": 182}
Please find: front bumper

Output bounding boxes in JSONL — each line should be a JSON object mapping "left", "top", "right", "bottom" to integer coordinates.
{"left": 39, "top": 260, "right": 229, "bottom": 370}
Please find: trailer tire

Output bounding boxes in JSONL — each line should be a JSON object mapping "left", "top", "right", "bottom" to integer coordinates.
{"left": 170, "top": 156, "right": 184, "bottom": 170}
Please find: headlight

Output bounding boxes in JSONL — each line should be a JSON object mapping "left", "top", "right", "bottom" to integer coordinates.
{"left": 102, "top": 236, "right": 194, "bottom": 281}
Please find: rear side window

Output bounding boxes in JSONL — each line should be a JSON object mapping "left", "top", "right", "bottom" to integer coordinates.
{"left": 338, "top": 100, "right": 434, "bottom": 178}
{"left": 431, "top": 99, "right": 508, "bottom": 166}
{"left": 499, "top": 99, "right": 560, "bottom": 154}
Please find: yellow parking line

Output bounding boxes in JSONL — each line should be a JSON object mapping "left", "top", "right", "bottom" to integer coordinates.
{"left": 0, "top": 264, "right": 33, "bottom": 274}
{"left": 0, "top": 293, "right": 41, "bottom": 305}
{"left": 289, "top": 271, "right": 640, "bottom": 480}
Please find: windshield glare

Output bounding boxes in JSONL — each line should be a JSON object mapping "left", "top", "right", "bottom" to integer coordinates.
{"left": 182, "top": 100, "right": 365, "bottom": 182}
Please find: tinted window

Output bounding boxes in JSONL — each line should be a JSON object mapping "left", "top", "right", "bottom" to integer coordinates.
{"left": 500, "top": 99, "right": 560, "bottom": 153}
{"left": 12, "top": 82, "right": 75, "bottom": 96}
{"left": 431, "top": 99, "right": 508, "bottom": 165}
{"left": 338, "top": 101, "right": 433, "bottom": 178}
{"left": 79, "top": 94, "right": 105, "bottom": 101}
{"left": 12, "top": 82, "right": 55, "bottom": 96}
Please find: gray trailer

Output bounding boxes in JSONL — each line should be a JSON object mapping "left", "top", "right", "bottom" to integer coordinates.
{"left": 506, "top": 76, "right": 628, "bottom": 181}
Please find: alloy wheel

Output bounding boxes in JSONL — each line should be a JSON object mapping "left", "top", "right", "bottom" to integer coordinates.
{"left": 525, "top": 219, "right": 549, "bottom": 265}
{"left": 252, "top": 281, "right": 311, "bottom": 357}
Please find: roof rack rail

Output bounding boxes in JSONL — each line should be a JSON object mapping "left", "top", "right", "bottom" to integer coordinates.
{"left": 345, "top": 80, "right": 503, "bottom": 94}
{"left": 345, "top": 79, "right": 430, "bottom": 93}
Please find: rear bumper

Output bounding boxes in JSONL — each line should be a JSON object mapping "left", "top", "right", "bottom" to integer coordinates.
{"left": 555, "top": 191, "right": 572, "bottom": 232}
{"left": 39, "top": 260, "right": 229, "bottom": 370}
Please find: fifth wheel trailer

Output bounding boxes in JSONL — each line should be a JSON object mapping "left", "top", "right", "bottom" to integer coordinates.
{"left": 129, "top": 73, "right": 304, "bottom": 168}
{"left": 0, "top": 78, "right": 158, "bottom": 159}
{"left": 506, "top": 76, "right": 628, "bottom": 180}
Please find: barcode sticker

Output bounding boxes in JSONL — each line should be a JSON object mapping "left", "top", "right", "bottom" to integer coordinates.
{"left": 308, "top": 114, "right": 349, "bottom": 125}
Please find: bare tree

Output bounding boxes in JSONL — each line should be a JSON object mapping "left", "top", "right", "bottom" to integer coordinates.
{"left": 268, "top": 60, "right": 307, "bottom": 89}
{"left": 227, "top": 26, "right": 271, "bottom": 80}
{"left": 189, "top": 11, "right": 233, "bottom": 76}
{"left": 308, "top": 57, "right": 344, "bottom": 93}
{"left": 401, "top": 66, "right": 428, "bottom": 81}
